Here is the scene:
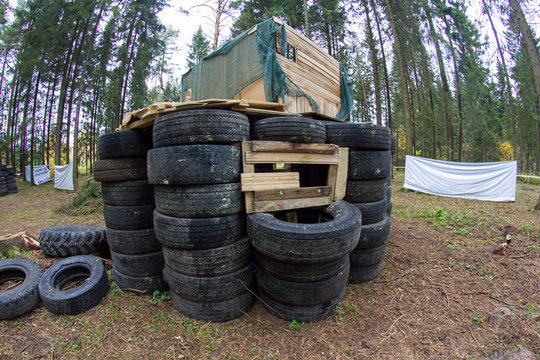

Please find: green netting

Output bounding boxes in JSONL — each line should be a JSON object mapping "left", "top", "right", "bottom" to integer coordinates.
{"left": 181, "top": 18, "right": 351, "bottom": 120}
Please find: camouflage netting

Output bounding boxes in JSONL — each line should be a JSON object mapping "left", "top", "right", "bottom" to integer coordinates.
{"left": 181, "top": 18, "right": 352, "bottom": 121}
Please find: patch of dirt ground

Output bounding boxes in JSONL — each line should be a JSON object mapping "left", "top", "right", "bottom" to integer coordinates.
{"left": 0, "top": 173, "right": 538, "bottom": 359}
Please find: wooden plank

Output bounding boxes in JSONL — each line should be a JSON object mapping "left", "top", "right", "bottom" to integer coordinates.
{"left": 284, "top": 70, "right": 342, "bottom": 104}
{"left": 284, "top": 24, "right": 339, "bottom": 70}
{"left": 230, "top": 106, "right": 289, "bottom": 117}
{"left": 297, "top": 50, "right": 340, "bottom": 83}
{"left": 245, "top": 152, "right": 339, "bottom": 164}
{"left": 253, "top": 196, "right": 333, "bottom": 213}
{"left": 242, "top": 181, "right": 299, "bottom": 192}
{"left": 241, "top": 172, "right": 299, "bottom": 181}
{"left": 255, "top": 186, "right": 332, "bottom": 201}
{"left": 250, "top": 141, "right": 338, "bottom": 155}
{"left": 237, "top": 78, "right": 266, "bottom": 102}
{"left": 242, "top": 141, "right": 255, "bottom": 213}
{"left": 334, "top": 147, "right": 349, "bottom": 200}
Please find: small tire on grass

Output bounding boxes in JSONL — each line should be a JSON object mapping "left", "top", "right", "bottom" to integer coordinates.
{"left": 112, "top": 266, "right": 168, "bottom": 295}
{"left": 154, "top": 183, "right": 242, "bottom": 218}
{"left": 348, "top": 150, "right": 392, "bottom": 180}
{"left": 251, "top": 117, "right": 326, "bottom": 143}
{"left": 103, "top": 204, "right": 154, "bottom": 230}
{"left": 110, "top": 250, "right": 164, "bottom": 277}
{"left": 101, "top": 180, "right": 154, "bottom": 206}
{"left": 97, "top": 129, "right": 152, "bottom": 160}
{"left": 39, "top": 226, "right": 108, "bottom": 258}
{"left": 344, "top": 178, "right": 387, "bottom": 203}
{"left": 147, "top": 145, "right": 241, "bottom": 185}
{"left": 161, "top": 237, "right": 251, "bottom": 277}
{"left": 38, "top": 255, "right": 108, "bottom": 315}
{"left": 259, "top": 288, "right": 345, "bottom": 323}
{"left": 0, "top": 258, "right": 43, "bottom": 319}
{"left": 326, "top": 123, "right": 391, "bottom": 150}
{"left": 163, "top": 263, "right": 255, "bottom": 302}
{"left": 93, "top": 158, "right": 147, "bottom": 182}
{"left": 170, "top": 290, "right": 255, "bottom": 322}
{"left": 349, "top": 261, "right": 384, "bottom": 284}
{"left": 106, "top": 228, "right": 162, "bottom": 255}
{"left": 153, "top": 211, "right": 245, "bottom": 250}
{"left": 152, "top": 109, "right": 250, "bottom": 147}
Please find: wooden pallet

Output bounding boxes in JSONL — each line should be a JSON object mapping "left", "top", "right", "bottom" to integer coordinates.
{"left": 241, "top": 141, "right": 348, "bottom": 213}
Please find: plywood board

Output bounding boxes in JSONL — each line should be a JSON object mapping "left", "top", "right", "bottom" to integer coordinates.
{"left": 334, "top": 148, "right": 349, "bottom": 200}
{"left": 254, "top": 196, "right": 333, "bottom": 212}
{"left": 254, "top": 186, "right": 332, "bottom": 201}
{"left": 249, "top": 141, "right": 338, "bottom": 154}
{"left": 245, "top": 152, "right": 339, "bottom": 165}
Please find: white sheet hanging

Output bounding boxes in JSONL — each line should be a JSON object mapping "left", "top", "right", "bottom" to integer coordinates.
{"left": 403, "top": 156, "right": 517, "bottom": 202}
{"left": 24, "top": 165, "right": 51, "bottom": 185}
{"left": 54, "top": 163, "right": 74, "bottom": 190}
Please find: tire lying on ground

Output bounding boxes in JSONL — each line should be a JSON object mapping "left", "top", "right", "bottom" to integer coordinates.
{"left": 112, "top": 266, "right": 168, "bottom": 295}
{"left": 110, "top": 250, "right": 164, "bottom": 277}
{"left": 97, "top": 129, "right": 152, "bottom": 160}
{"left": 0, "top": 258, "right": 43, "bottom": 319}
{"left": 349, "top": 242, "right": 387, "bottom": 267}
{"left": 39, "top": 226, "right": 108, "bottom": 257}
{"left": 326, "top": 123, "right": 391, "bottom": 150}
{"left": 147, "top": 145, "right": 241, "bottom": 185}
{"left": 38, "top": 255, "right": 108, "bottom": 315}
{"left": 251, "top": 117, "right": 326, "bottom": 143}
{"left": 349, "top": 262, "right": 384, "bottom": 284}
{"left": 152, "top": 109, "right": 250, "bottom": 148}
{"left": 356, "top": 216, "right": 391, "bottom": 249}
{"left": 106, "top": 228, "right": 162, "bottom": 255}
{"left": 101, "top": 180, "right": 154, "bottom": 206}
{"left": 93, "top": 158, "right": 147, "bottom": 182}
{"left": 247, "top": 201, "right": 361, "bottom": 264}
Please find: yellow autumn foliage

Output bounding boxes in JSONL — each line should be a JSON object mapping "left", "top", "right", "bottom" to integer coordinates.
{"left": 498, "top": 141, "right": 513, "bottom": 161}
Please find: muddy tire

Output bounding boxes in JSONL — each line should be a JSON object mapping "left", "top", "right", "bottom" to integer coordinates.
{"left": 352, "top": 197, "right": 387, "bottom": 225}
{"left": 326, "top": 123, "right": 391, "bottom": 150}
{"left": 106, "top": 228, "right": 161, "bottom": 255}
{"left": 93, "top": 158, "right": 147, "bottom": 182}
{"left": 103, "top": 204, "right": 154, "bottom": 230}
{"left": 97, "top": 129, "right": 152, "bottom": 160}
{"left": 110, "top": 250, "right": 164, "bottom": 277}
{"left": 251, "top": 117, "right": 326, "bottom": 143}
{"left": 101, "top": 180, "right": 154, "bottom": 206}
{"left": 357, "top": 216, "right": 391, "bottom": 249}
{"left": 348, "top": 150, "right": 392, "bottom": 180}
{"left": 38, "top": 255, "right": 108, "bottom": 315}
{"left": 39, "top": 226, "right": 108, "bottom": 257}
{"left": 350, "top": 242, "right": 387, "bottom": 267}
{"left": 154, "top": 183, "right": 242, "bottom": 218}
{"left": 344, "top": 178, "right": 387, "bottom": 203}
{"left": 349, "top": 261, "right": 384, "bottom": 284}
{"left": 112, "top": 267, "right": 168, "bottom": 295}
{"left": 152, "top": 109, "right": 249, "bottom": 147}
{"left": 0, "top": 258, "right": 43, "bottom": 319}
{"left": 147, "top": 145, "right": 241, "bottom": 185}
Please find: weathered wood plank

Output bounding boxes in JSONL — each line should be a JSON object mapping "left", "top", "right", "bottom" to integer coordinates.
{"left": 242, "top": 181, "right": 300, "bottom": 192}
{"left": 254, "top": 186, "right": 332, "bottom": 201}
{"left": 249, "top": 141, "right": 338, "bottom": 154}
{"left": 253, "top": 196, "right": 333, "bottom": 212}
{"left": 334, "top": 147, "right": 349, "bottom": 200}
{"left": 241, "top": 172, "right": 300, "bottom": 181}
{"left": 245, "top": 152, "right": 339, "bottom": 164}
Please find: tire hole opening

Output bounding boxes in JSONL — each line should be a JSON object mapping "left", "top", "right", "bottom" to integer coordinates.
{"left": 274, "top": 208, "right": 333, "bottom": 224}
{"left": 54, "top": 268, "right": 91, "bottom": 291}
{"left": 0, "top": 270, "right": 25, "bottom": 292}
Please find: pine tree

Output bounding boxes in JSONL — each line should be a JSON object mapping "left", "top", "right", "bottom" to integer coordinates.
{"left": 187, "top": 27, "right": 211, "bottom": 68}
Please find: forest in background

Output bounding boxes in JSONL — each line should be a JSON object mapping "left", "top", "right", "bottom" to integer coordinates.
{"left": 0, "top": 0, "right": 538, "bottom": 189}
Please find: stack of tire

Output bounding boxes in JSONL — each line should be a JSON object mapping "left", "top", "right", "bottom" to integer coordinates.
{"left": 326, "top": 123, "right": 392, "bottom": 283}
{"left": 0, "top": 164, "right": 7, "bottom": 197}
{"left": 248, "top": 117, "right": 361, "bottom": 322}
{"left": 5, "top": 165, "right": 17, "bottom": 194}
{"left": 148, "top": 109, "right": 255, "bottom": 322}
{"left": 95, "top": 129, "right": 166, "bottom": 295}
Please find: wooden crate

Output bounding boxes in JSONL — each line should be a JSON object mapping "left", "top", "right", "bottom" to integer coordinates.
{"left": 241, "top": 141, "right": 349, "bottom": 213}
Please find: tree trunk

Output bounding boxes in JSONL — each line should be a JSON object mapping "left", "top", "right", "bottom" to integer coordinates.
{"left": 213, "top": 0, "right": 222, "bottom": 49}
{"left": 371, "top": 0, "right": 391, "bottom": 129}
{"left": 30, "top": 72, "right": 41, "bottom": 185}
{"left": 363, "top": 0, "right": 381, "bottom": 125}
{"left": 41, "top": 77, "right": 52, "bottom": 164}
{"left": 303, "top": 0, "right": 310, "bottom": 38}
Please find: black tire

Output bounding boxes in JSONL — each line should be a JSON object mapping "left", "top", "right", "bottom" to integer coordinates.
{"left": 256, "top": 258, "right": 349, "bottom": 306}
{"left": 391, "top": 136, "right": 397, "bottom": 154}
{"left": 106, "top": 228, "right": 162, "bottom": 255}
{"left": 110, "top": 250, "right": 164, "bottom": 277}
{"left": 254, "top": 251, "right": 349, "bottom": 282}
{"left": 153, "top": 109, "right": 249, "bottom": 147}
{"left": 147, "top": 145, "right": 241, "bottom": 185}
{"left": 344, "top": 178, "right": 387, "bottom": 203}
{"left": 326, "top": 123, "right": 391, "bottom": 150}
{"left": 387, "top": 186, "right": 392, "bottom": 201}
{"left": 103, "top": 204, "right": 154, "bottom": 230}
{"left": 350, "top": 242, "right": 387, "bottom": 267}
{"left": 97, "top": 129, "right": 152, "bottom": 160}
{"left": 247, "top": 201, "right": 361, "bottom": 264}
{"left": 348, "top": 150, "right": 392, "bottom": 180}
{"left": 93, "top": 158, "right": 147, "bottom": 182}
{"left": 386, "top": 202, "right": 393, "bottom": 217}
{"left": 352, "top": 197, "right": 387, "bottom": 225}
{"left": 162, "top": 237, "right": 251, "bottom": 277}
{"left": 153, "top": 211, "right": 245, "bottom": 250}
{"left": 112, "top": 266, "right": 168, "bottom": 295}
{"left": 349, "top": 261, "right": 384, "bottom": 284}
{"left": 259, "top": 288, "right": 345, "bottom": 322}
{"left": 0, "top": 258, "right": 43, "bottom": 319}
{"left": 251, "top": 117, "right": 326, "bottom": 143}
{"left": 38, "top": 255, "right": 108, "bottom": 315}
{"left": 101, "top": 180, "right": 154, "bottom": 206}
{"left": 39, "top": 226, "right": 108, "bottom": 257}
{"left": 170, "top": 290, "right": 255, "bottom": 322}
{"left": 163, "top": 263, "right": 256, "bottom": 302}
{"left": 154, "top": 183, "right": 243, "bottom": 218}
{"left": 356, "top": 216, "right": 391, "bottom": 249}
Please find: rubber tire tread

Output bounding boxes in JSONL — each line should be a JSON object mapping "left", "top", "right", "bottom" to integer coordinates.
{"left": 356, "top": 216, "right": 391, "bottom": 249}
{"left": 0, "top": 258, "right": 43, "bottom": 319}
{"left": 348, "top": 150, "right": 392, "bottom": 180}
{"left": 147, "top": 145, "right": 241, "bottom": 185}
{"left": 161, "top": 237, "right": 251, "bottom": 276}
{"left": 154, "top": 183, "right": 243, "bottom": 218}
{"left": 153, "top": 210, "right": 245, "bottom": 249}
{"left": 110, "top": 250, "right": 164, "bottom": 277}
{"left": 103, "top": 204, "right": 154, "bottom": 230}
{"left": 39, "top": 226, "right": 108, "bottom": 257}
{"left": 163, "top": 263, "right": 256, "bottom": 302}
{"left": 352, "top": 197, "right": 387, "bottom": 225}
{"left": 112, "top": 266, "right": 168, "bottom": 295}
{"left": 247, "top": 201, "right": 361, "bottom": 264}
{"left": 349, "top": 261, "right": 384, "bottom": 284}
{"left": 93, "top": 158, "right": 147, "bottom": 182}
{"left": 326, "top": 123, "right": 391, "bottom": 150}
{"left": 106, "top": 228, "right": 162, "bottom": 255}
{"left": 152, "top": 109, "right": 249, "bottom": 147}
{"left": 101, "top": 180, "right": 154, "bottom": 206}
{"left": 170, "top": 290, "right": 255, "bottom": 322}
{"left": 350, "top": 242, "right": 387, "bottom": 267}
{"left": 256, "top": 258, "right": 349, "bottom": 306}
{"left": 260, "top": 288, "right": 345, "bottom": 322}
{"left": 344, "top": 178, "right": 387, "bottom": 203}
{"left": 251, "top": 117, "right": 326, "bottom": 143}
{"left": 38, "top": 255, "right": 108, "bottom": 315}
{"left": 97, "top": 129, "right": 152, "bottom": 160}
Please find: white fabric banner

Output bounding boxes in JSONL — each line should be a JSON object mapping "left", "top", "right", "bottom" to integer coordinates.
{"left": 54, "top": 163, "right": 74, "bottom": 190}
{"left": 24, "top": 165, "right": 51, "bottom": 185}
{"left": 403, "top": 156, "right": 517, "bottom": 202}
